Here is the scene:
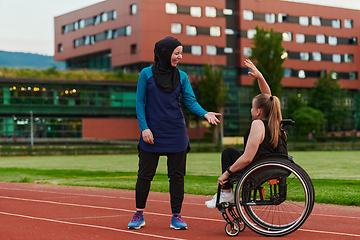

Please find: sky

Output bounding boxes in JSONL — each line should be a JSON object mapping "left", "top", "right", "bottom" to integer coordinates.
{"left": 0, "top": 0, "right": 359, "bottom": 57}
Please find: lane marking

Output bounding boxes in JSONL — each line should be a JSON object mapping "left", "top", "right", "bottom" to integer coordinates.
{"left": 298, "top": 229, "right": 360, "bottom": 237}
{"left": 0, "top": 211, "right": 186, "bottom": 240}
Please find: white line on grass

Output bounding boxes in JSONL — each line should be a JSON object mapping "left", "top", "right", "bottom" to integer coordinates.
{"left": 0, "top": 211, "right": 186, "bottom": 240}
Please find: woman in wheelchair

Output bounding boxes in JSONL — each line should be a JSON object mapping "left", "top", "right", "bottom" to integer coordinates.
{"left": 206, "top": 59, "right": 285, "bottom": 208}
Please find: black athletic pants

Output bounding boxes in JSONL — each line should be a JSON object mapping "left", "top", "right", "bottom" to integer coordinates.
{"left": 135, "top": 147, "right": 187, "bottom": 214}
{"left": 221, "top": 148, "right": 244, "bottom": 190}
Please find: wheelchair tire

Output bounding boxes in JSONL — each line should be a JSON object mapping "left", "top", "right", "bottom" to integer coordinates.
{"left": 234, "top": 159, "right": 314, "bottom": 237}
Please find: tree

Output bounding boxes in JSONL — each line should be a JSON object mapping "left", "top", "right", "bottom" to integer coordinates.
{"left": 292, "top": 107, "right": 326, "bottom": 137}
{"left": 309, "top": 71, "right": 350, "bottom": 131}
{"left": 249, "top": 26, "right": 286, "bottom": 98}
{"left": 196, "top": 64, "right": 228, "bottom": 142}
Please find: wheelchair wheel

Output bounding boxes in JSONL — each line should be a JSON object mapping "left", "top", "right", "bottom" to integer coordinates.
{"left": 235, "top": 159, "right": 314, "bottom": 237}
{"left": 225, "top": 221, "right": 241, "bottom": 237}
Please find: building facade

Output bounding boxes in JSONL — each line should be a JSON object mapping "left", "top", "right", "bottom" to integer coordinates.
{"left": 51, "top": 0, "right": 360, "bottom": 137}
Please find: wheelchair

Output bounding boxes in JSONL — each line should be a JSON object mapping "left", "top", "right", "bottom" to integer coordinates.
{"left": 216, "top": 119, "right": 315, "bottom": 237}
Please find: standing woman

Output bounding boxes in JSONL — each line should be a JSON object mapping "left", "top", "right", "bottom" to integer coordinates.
{"left": 128, "top": 36, "right": 221, "bottom": 230}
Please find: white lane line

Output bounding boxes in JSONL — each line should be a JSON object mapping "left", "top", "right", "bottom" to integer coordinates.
{"left": 0, "top": 211, "right": 186, "bottom": 240}
{"left": 0, "top": 186, "right": 204, "bottom": 206}
{"left": 298, "top": 229, "right": 360, "bottom": 237}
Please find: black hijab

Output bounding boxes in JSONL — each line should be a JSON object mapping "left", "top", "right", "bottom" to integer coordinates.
{"left": 152, "top": 36, "right": 182, "bottom": 93}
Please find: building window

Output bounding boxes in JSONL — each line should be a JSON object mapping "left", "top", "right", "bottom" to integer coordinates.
{"left": 62, "top": 25, "right": 68, "bottom": 34}
{"left": 332, "top": 19, "right": 341, "bottom": 29}
{"left": 171, "top": 23, "right": 182, "bottom": 34}
{"left": 284, "top": 69, "right": 292, "bottom": 77}
{"left": 131, "top": 44, "right": 137, "bottom": 54}
{"left": 298, "top": 70, "right": 306, "bottom": 79}
{"left": 265, "top": 13, "right": 275, "bottom": 23}
{"left": 316, "top": 34, "right": 325, "bottom": 44}
{"left": 186, "top": 25, "right": 197, "bottom": 36}
{"left": 243, "top": 10, "right": 253, "bottom": 20}
{"left": 300, "top": 52, "right": 309, "bottom": 61}
{"left": 94, "top": 15, "right": 101, "bottom": 25}
{"left": 58, "top": 44, "right": 63, "bottom": 52}
{"left": 223, "top": 9, "right": 233, "bottom": 15}
{"left": 131, "top": 4, "right": 137, "bottom": 15}
{"left": 349, "top": 72, "right": 357, "bottom": 80}
{"left": 332, "top": 54, "right": 341, "bottom": 63}
{"left": 190, "top": 7, "right": 201, "bottom": 17}
{"left": 79, "top": 19, "right": 85, "bottom": 29}
{"left": 84, "top": 36, "right": 90, "bottom": 45}
{"left": 106, "top": 30, "right": 113, "bottom": 39}
{"left": 312, "top": 52, "right": 321, "bottom": 61}
{"left": 112, "top": 10, "right": 117, "bottom": 20}
{"left": 282, "top": 32, "right": 292, "bottom": 42}
{"left": 73, "top": 22, "right": 79, "bottom": 30}
{"left": 344, "top": 19, "right": 353, "bottom": 28}
{"left": 328, "top": 36, "right": 337, "bottom": 46}
{"left": 191, "top": 45, "right": 202, "bottom": 55}
{"left": 296, "top": 34, "right": 305, "bottom": 43}
{"left": 90, "top": 35, "right": 96, "bottom": 45}
{"left": 244, "top": 47, "right": 252, "bottom": 57}
{"left": 278, "top": 13, "right": 287, "bottom": 23}
{"left": 125, "top": 26, "right": 132, "bottom": 36}
{"left": 206, "top": 45, "right": 217, "bottom": 55}
{"left": 349, "top": 37, "right": 357, "bottom": 45}
{"left": 166, "top": 3, "right": 177, "bottom": 14}
{"left": 224, "top": 48, "right": 233, "bottom": 54}
{"left": 210, "top": 26, "right": 221, "bottom": 37}
{"left": 312, "top": 16, "right": 321, "bottom": 26}
{"left": 74, "top": 39, "right": 80, "bottom": 48}
{"left": 205, "top": 6, "right": 216, "bottom": 17}
{"left": 101, "top": 12, "right": 108, "bottom": 22}
{"left": 247, "top": 29, "right": 256, "bottom": 39}
{"left": 344, "top": 54, "right": 354, "bottom": 63}
{"left": 331, "top": 72, "right": 337, "bottom": 79}
{"left": 299, "top": 16, "right": 309, "bottom": 26}
{"left": 225, "top": 29, "right": 234, "bottom": 35}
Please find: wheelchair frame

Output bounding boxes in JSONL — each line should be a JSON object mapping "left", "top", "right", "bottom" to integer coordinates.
{"left": 216, "top": 120, "right": 315, "bottom": 237}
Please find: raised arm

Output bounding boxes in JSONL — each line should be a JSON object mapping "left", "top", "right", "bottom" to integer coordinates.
{"left": 244, "top": 59, "right": 271, "bottom": 95}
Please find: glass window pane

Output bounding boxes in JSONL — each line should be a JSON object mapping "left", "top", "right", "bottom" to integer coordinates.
{"left": 94, "top": 15, "right": 101, "bottom": 25}
{"left": 243, "top": 47, "right": 252, "bottom": 57}
{"left": 316, "top": 34, "right": 325, "bottom": 44}
{"left": 332, "top": 54, "right": 341, "bottom": 63}
{"left": 311, "top": 16, "right": 321, "bottom": 26}
{"left": 328, "top": 36, "right": 337, "bottom": 46}
{"left": 171, "top": 23, "right": 182, "bottom": 34}
{"left": 296, "top": 34, "right": 305, "bottom": 43}
{"left": 349, "top": 72, "right": 356, "bottom": 80}
{"left": 79, "top": 19, "right": 85, "bottom": 29}
{"left": 284, "top": 69, "right": 292, "bottom": 77}
{"left": 332, "top": 19, "right": 341, "bottom": 28}
{"left": 131, "top": 4, "right": 137, "bottom": 15}
{"left": 312, "top": 52, "right": 321, "bottom": 61}
{"left": 112, "top": 10, "right": 117, "bottom": 19}
{"left": 265, "top": 13, "right": 275, "bottom": 23}
{"left": 166, "top": 3, "right": 177, "bottom": 14}
{"left": 186, "top": 25, "right": 197, "bottom": 36}
{"left": 299, "top": 16, "right": 309, "bottom": 26}
{"left": 300, "top": 52, "right": 309, "bottom": 61}
{"left": 223, "top": 9, "right": 233, "bottom": 15}
{"left": 191, "top": 46, "right": 202, "bottom": 55}
{"left": 225, "top": 29, "right": 234, "bottom": 35}
{"left": 247, "top": 29, "right": 256, "bottom": 39}
{"left": 125, "top": 26, "right": 132, "bottom": 36}
{"left": 101, "top": 12, "right": 108, "bottom": 22}
{"left": 106, "top": 30, "right": 113, "bottom": 39}
{"left": 298, "top": 70, "right": 306, "bottom": 79}
{"left": 278, "top": 13, "right": 287, "bottom": 23}
{"left": 210, "top": 26, "right": 221, "bottom": 37}
{"left": 344, "top": 54, "right": 354, "bottom": 63}
{"left": 345, "top": 19, "right": 353, "bottom": 28}
{"left": 206, "top": 45, "right": 217, "bottom": 55}
{"left": 282, "top": 32, "right": 292, "bottom": 42}
{"left": 243, "top": 10, "right": 253, "bottom": 20}
{"left": 190, "top": 7, "right": 201, "bottom": 17}
{"left": 84, "top": 36, "right": 90, "bottom": 45}
{"left": 224, "top": 48, "right": 233, "bottom": 54}
{"left": 205, "top": 6, "right": 216, "bottom": 17}
{"left": 73, "top": 22, "right": 79, "bottom": 30}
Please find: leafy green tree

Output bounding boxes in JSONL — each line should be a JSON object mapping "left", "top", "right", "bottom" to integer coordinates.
{"left": 249, "top": 26, "right": 286, "bottom": 98}
{"left": 196, "top": 64, "right": 228, "bottom": 142}
{"left": 309, "top": 71, "right": 349, "bottom": 131}
{"left": 292, "top": 107, "right": 326, "bottom": 137}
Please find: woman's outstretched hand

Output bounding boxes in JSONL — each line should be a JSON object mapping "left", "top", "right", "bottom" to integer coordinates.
{"left": 244, "top": 59, "right": 263, "bottom": 79}
{"left": 204, "top": 112, "right": 221, "bottom": 125}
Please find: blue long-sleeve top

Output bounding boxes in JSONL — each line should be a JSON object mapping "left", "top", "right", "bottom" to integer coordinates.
{"left": 136, "top": 66, "right": 207, "bottom": 153}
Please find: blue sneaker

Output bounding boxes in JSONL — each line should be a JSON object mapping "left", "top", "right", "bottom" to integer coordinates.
{"left": 170, "top": 214, "right": 188, "bottom": 230}
{"left": 128, "top": 212, "right": 145, "bottom": 229}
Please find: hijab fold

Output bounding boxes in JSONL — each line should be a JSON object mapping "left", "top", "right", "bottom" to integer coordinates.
{"left": 152, "top": 36, "right": 182, "bottom": 93}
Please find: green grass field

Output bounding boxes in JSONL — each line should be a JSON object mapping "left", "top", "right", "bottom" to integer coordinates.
{"left": 0, "top": 151, "right": 359, "bottom": 206}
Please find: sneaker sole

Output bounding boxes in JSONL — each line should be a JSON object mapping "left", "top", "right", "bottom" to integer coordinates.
{"left": 170, "top": 224, "right": 187, "bottom": 230}
{"left": 128, "top": 221, "right": 145, "bottom": 229}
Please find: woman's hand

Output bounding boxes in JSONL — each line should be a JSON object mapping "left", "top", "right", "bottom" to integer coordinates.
{"left": 218, "top": 171, "right": 230, "bottom": 186}
{"left": 244, "top": 59, "right": 263, "bottom": 79}
{"left": 142, "top": 129, "right": 154, "bottom": 144}
{"left": 204, "top": 112, "right": 221, "bottom": 125}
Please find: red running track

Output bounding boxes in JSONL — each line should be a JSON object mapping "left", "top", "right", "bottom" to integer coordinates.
{"left": 0, "top": 182, "right": 359, "bottom": 240}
